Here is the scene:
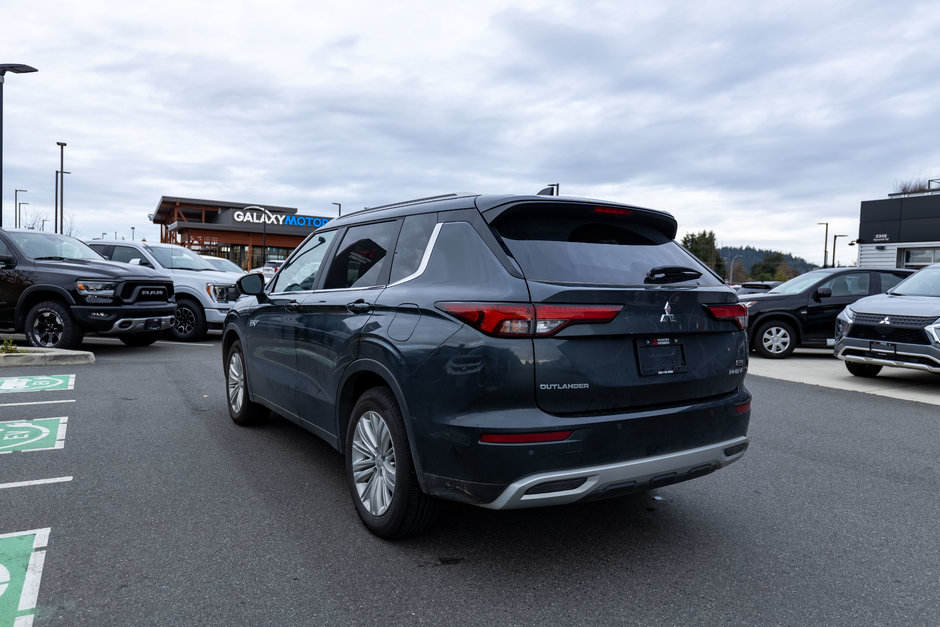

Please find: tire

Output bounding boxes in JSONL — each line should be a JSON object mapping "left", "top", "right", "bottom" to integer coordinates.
{"left": 24, "top": 300, "right": 84, "bottom": 349}
{"left": 119, "top": 331, "right": 162, "bottom": 346}
{"left": 169, "top": 298, "right": 207, "bottom": 341}
{"left": 846, "top": 362, "right": 882, "bottom": 377}
{"left": 345, "top": 387, "right": 437, "bottom": 539}
{"left": 225, "top": 340, "right": 268, "bottom": 425}
{"left": 754, "top": 320, "right": 796, "bottom": 359}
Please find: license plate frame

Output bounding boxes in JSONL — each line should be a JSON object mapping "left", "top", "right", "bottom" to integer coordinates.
{"left": 869, "top": 340, "right": 896, "bottom": 358}
{"left": 145, "top": 318, "right": 162, "bottom": 331}
{"left": 637, "top": 338, "right": 687, "bottom": 376}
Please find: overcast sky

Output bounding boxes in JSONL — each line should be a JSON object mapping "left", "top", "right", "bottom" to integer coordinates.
{"left": 3, "top": 0, "right": 939, "bottom": 266}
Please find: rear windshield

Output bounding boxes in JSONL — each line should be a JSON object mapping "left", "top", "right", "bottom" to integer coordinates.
{"left": 491, "top": 204, "right": 721, "bottom": 286}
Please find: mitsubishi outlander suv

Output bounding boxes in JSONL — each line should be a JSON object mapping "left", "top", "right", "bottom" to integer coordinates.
{"left": 0, "top": 229, "right": 176, "bottom": 348}
{"left": 222, "top": 193, "right": 752, "bottom": 538}
{"left": 88, "top": 240, "right": 241, "bottom": 341}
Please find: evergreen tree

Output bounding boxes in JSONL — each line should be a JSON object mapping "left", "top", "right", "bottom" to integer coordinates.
{"left": 681, "top": 230, "right": 727, "bottom": 277}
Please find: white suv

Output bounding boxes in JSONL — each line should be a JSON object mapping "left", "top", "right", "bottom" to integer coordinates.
{"left": 87, "top": 241, "right": 242, "bottom": 341}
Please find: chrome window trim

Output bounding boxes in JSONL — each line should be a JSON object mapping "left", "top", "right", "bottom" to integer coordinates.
{"left": 387, "top": 222, "right": 444, "bottom": 288}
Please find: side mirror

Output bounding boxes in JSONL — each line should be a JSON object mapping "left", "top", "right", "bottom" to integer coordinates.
{"left": 237, "top": 272, "right": 266, "bottom": 296}
{"left": 816, "top": 287, "right": 832, "bottom": 298}
{"left": 0, "top": 254, "right": 16, "bottom": 269}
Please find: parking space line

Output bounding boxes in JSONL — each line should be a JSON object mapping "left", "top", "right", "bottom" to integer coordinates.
{"left": 0, "top": 477, "right": 73, "bottom": 490}
{"left": 0, "top": 400, "right": 75, "bottom": 408}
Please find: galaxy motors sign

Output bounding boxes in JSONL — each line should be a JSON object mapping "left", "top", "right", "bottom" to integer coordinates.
{"left": 229, "top": 206, "right": 331, "bottom": 230}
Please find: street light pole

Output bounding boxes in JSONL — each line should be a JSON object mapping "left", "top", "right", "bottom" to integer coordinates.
{"left": 332, "top": 202, "right": 342, "bottom": 217}
{"left": 832, "top": 234, "right": 848, "bottom": 267}
{"left": 817, "top": 222, "right": 829, "bottom": 268}
{"left": 14, "top": 188, "right": 25, "bottom": 227}
{"left": 131, "top": 226, "right": 135, "bottom": 240}
{"left": 0, "top": 64, "right": 38, "bottom": 228}
{"left": 56, "top": 142, "right": 66, "bottom": 234}
{"left": 727, "top": 254, "right": 743, "bottom": 283}
{"left": 17, "top": 202, "right": 27, "bottom": 227}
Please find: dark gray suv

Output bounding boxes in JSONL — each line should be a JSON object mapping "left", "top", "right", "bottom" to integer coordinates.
{"left": 222, "top": 193, "right": 752, "bottom": 538}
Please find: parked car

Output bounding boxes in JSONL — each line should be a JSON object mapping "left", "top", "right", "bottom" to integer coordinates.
{"left": 86, "top": 240, "right": 241, "bottom": 341}
{"left": 201, "top": 255, "right": 245, "bottom": 275}
{"left": 835, "top": 263, "right": 940, "bottom": 376}
{"left": 222, "top": 193, "right": 751, "bottom": 538}
{"left": 0, "top": 229, "right": 176, "bottom": 348}
{"left": 741, "top": 267, "right": 913, "bottom": 358}
{"left": 248, "top": 259, "right": 285, "bottom": 283}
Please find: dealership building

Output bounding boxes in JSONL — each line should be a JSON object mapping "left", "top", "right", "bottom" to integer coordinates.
{"left": 150, "top": 196, "right": 333, "bottom": 270}
{"left": 856, "top": 185, "right": 940, "bottom": 269}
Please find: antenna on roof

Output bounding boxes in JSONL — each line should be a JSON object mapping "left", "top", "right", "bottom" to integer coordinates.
{"left": 537, "top": 183, "right": 559, "bottom": 196}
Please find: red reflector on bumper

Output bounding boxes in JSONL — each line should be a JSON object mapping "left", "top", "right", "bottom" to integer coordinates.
{"left": 735, "top": 401, "right": 751, "bottom": 414}
{"left": 480, "top": 431, "right": 573, "bottom": 444}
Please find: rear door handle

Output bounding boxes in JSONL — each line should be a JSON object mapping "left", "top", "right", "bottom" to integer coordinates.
{"left": 346, "top": 300, "right": 372, "bottom": 314}
{"left": 285, "top": 299, "right": 300, "bottom": 313}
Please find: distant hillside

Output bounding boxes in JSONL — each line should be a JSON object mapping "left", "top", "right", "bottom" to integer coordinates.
{"left": 719, "top": 246, "right": 817, "bottom": 280}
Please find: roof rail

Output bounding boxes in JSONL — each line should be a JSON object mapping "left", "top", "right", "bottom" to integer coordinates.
{"left": 363, "top": 193, "right": 474, "bottom": 212}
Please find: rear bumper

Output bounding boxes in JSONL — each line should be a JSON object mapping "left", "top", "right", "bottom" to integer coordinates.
{"left": 835, "top": 337, "right": 940, "bottom": 373}
{"left": 480, "top": 436, "right": 747, "bottom": 509}
{"left": 412, "top": 386, "right": 751, "bottom": 506}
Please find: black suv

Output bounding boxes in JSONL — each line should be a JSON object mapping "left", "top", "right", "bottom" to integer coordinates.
{"left": 222, "top": 193, "right": 751, "bottom": 538}
{"left": 0, "top": 229, "right": 176, "bottom": 348}
{"left": 742, "top": 267, "right": 913, "bottom": 358}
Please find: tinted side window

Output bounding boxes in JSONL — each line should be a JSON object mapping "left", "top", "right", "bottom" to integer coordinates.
{"left": 111, "top": 246, "right": 144, "bottom": 264}
{"left": 819, "top": 272, "right": 869, "bottom": 297}
{"left": 879, "top": 272, "right": 908, "bottom": 293}
{"left": 389, "top": 213, "right": 437, "bottom": 284}
{"left": 0, "top": 239, "right": 9, "bottom": 256}
{"left": 270, "top": 231, "right": 337, "bottom": 292}
{"left": 322, "top": 221, "right": 400, "bottom": 289}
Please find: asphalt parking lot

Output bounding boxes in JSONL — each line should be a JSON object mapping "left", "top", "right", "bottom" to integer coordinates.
{"left": 0, "top": 335, "right": 937, "bottom": 625}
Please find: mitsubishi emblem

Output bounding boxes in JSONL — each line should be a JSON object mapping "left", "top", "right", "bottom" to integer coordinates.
{"left": 879, "top": 316, "right": 891, "bottom": 325}
{"left": 660, "top": 301, "right": 677, "bottom": 323}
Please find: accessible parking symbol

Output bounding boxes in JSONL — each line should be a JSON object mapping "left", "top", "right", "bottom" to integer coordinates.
{"left": 0, "top": 529, "right": 50, "bottom": 626}
{"left": 0, "top": 375, "right": 75, "bottom": 394}
{"left": 0, "top": 418, "right": 68, "bottom": 454}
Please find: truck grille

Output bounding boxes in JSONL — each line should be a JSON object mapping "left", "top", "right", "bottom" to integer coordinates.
{"left": 118, "top": 282, "right": 174, "bottom": 303}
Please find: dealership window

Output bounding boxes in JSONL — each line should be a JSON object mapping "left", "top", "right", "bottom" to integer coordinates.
{"left": 901, "top": 248, "right": 940, "bottom": 269}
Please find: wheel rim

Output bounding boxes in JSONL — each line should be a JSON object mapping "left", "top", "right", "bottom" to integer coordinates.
{"left": 227, "top": 351, "right": 245, "bottom": 414}
{"left": 174, "top": 306, "right": 195, "bottom": 335}
{"left": 32, "top": 309, "right": 65, "bottom": 347}
{"left": 351, "top": 410, "right": 396, "bottom": 517}
{"left": 762, "top": 326, "right": 791, "bottom": 353}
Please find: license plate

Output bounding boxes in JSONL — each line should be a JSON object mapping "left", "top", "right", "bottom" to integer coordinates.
{"left": 870, "top": 341, "right": 896, "bottom": 358}
{"left": 637, "top": 338, "right": 687, "bottom": 376}
{"left": 146, "top": 318, "right": 162, "bottom": 330}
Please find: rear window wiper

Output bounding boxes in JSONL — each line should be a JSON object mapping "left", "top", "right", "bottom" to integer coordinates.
{"left": 645, "top": 265, "right": 703, "bottom": 284}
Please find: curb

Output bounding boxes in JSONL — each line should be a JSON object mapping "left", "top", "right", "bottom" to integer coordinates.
{"left": 0, "top": 347, "right": 96, "bottom": 367}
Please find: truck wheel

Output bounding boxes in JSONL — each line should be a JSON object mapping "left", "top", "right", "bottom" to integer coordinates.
{"left": 169, "top": 298, "right": 207, "bottom": 341}
{"left": 24, "top": 300, "right": 84, "bottom": 349}
{"left": 119, "top": 332, "right": 162, "bottom": 346}
{"left": 754, "top": 320, "right": 796, "bottom": 358}
{"left": 345, "top": 387, "right": 437, "bottom": 539}
{"left": 225, "top": 340, "right": 268, "bottom": 425}
{"left": 846, "top": 362, "right": 882, "bottom": 377}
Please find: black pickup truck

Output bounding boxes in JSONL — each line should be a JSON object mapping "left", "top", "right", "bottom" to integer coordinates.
{"left": 0, "top": 229, "right": 176, "bottom": 349}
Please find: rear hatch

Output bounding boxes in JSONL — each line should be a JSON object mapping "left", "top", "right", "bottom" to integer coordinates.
{"left": 483, "top": 199, "right": 747, "bottom": 414}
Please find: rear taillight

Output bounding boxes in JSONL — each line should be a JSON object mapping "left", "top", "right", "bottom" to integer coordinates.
{"left": 436, "top": 303, "right": 623, "bottom": 337}
{"left": 704, "top": 303, "right": 748, "bottom": 329}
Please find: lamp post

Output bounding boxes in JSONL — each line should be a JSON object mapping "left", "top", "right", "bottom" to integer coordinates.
{"left": 54, "top": 170, "right": 70, "bottom": 234}
{"left": 0, "top": 64, "right": 38, "bottom": 228}
{"left": 131, "top": 226, "right": 135, "bottom": 240}
{"left": 56, "top": 142, "right": 66, "bottom": 233}
{"left": 14, "top": 188, "right": 25, "bottom": 227}
{"left": 332, "top": 202, "right": 342, "bottom": 217}
{"left": 832, "top": 234, "right": 848, "bottom": 267}
{"left": 16, "top": 201, "right": 27, "bottom": 227}
{"left": 40, "top": 218, "right": 47, "bottom": 231}
{"left": 817, "top": 222, "right": 829, "bottom": 268}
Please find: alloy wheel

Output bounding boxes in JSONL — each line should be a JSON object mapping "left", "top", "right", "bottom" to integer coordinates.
{"left": 174, "top": 307, "right": 195, "bottom": 335}
{"left": 32, "top": 309, "right": 65, "bottom": 347}
{"left": 227, "top": 351, "right": 245, "bottom": 414}
{"left": 351, "top": 410, "right": 397, "bottom": 516}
